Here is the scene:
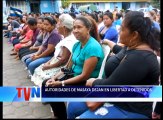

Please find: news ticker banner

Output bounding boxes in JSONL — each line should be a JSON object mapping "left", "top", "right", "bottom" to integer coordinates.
{"left": 0, "top": 86, "right": 162, "bottom": 102}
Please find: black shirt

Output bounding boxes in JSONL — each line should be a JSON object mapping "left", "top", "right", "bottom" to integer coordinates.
{"left": 93, "top": 45, "right": 160, "bottom": 118}
{"left": 154, "top": 102, "right": 161, "bottom": 115}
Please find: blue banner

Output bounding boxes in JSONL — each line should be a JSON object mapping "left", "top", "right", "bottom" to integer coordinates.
{"left": 10, "top": 7, "right": 23, "bottom": 18}
{"left": 42, "top": 86, "right": 162, "bottom": 98}
{"left": 0, "top": 86, "right": 162, "bottom": 102}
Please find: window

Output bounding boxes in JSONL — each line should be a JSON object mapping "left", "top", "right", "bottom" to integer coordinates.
{"left": 6, "top": 0, "right": 27, "bottom": 13}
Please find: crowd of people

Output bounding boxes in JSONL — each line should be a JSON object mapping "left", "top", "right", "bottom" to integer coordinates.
{"left": 3, "top": 8, "right": 160, "bottom": 119}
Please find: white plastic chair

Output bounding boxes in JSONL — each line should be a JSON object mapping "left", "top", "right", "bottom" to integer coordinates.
{"left": 69, "top": 44, "right": 111, "bottom": 119}
{"left": 152, "top": 56, "right": 160, "bottom": 112}
{"left": 157, "top": 56, "right": 160, "bottom": 85}
{"left": 157, "top": 56, "right": 160, "bottom": 65}
{"left": 97, "top": 44, "right": 110, "bottom": 79}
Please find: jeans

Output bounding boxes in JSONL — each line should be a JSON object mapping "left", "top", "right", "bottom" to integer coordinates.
{"left": 21, "top": 53, "right": 35, "bottom": 64}
{"left": 67, "top": 102, "right": 88, "bottom": 119}
{"left": 25, "top": 56, "right": 52, "bottom": 75}
{"left": 67, "top": 102, "right": 149, "bottom": 119}
{"left": 41, "top": 80, "right": 67, "bottom": 119}
{"left": 6, "top": 31, "right": 12, "bottom": 38}
{"left": 3, "top": 26, "right": 8, "bottom": 30}
{"left": 12, "top": 38, "right": 20, "bottom": 46}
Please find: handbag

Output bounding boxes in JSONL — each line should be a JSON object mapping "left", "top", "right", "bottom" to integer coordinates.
{"left": 57, "top": 67, "right": 74, "bottom": 81}
{"left": 56, "top": 54, "right": 74, "bottom": 81}
{"left": 56, "top": 43, "right": 80, "bottom": 81}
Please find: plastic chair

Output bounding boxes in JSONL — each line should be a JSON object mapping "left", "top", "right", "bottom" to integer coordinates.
{"left": 97, "top": 44, "right": 110, "bottom": 79}
{"left": 152, "top": 56, "right": 160, "bottom": 112}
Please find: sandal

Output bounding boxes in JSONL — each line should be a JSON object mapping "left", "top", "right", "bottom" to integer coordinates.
{"left": 15, "top": 56, "right": 19, "bottom": 60}
{"left": 10, "top": 52, "right": 17, "bottom": 55}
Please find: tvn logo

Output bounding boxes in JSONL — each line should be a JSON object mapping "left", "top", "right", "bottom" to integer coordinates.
{"left": 16, "top": 87, "right": 41, "bottom": 101}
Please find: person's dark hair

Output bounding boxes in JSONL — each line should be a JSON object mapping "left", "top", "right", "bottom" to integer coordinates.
{"left": 37, "top": 16, "right": 44, "bottom": 22}
{"left": 103, "top": 12, "right": 113, "bottom": 20}
{"left": 36, "top": 13, "right": 40, "bottom": 17}
{"left": 75, "top": 16, "right": 100, "bottom": 42}
{"left": 76, "top": 16, "right": 92, "bottom": 29}
{"left": 27, "top": 17, "right": 37, "bottom": 26}
{"left": 7, "top": 16, "right": 12, "bottom": 21}
{"left": 44, "top": 16, "right": 57, "bottom": 25}
{"left": 86, "top": 16, "right": 100, "bottom": 42}
{"left": 152, "top": 9, "right": 158, "bottom": 14}
{"left": 116, "top": 13, "right": 122, "bottom": 19}
{"left": 125, "top": 9, "right": 131, "bottom": 14}
{"left": 30, "top": 13, "right": 34, "bottom": 17}
{"left": 124, "top": 11, "right": 160, "bottom": 51}
{"left": 69, "top": 12, "right": 76, "bottom": 19}
{"left": 19, "top": 17, "right": 25, "bottom": 23}
{"left": 89, "top": 13, "right": 98, "bottom": 23}
{"left": 98, "top": 13, "right": 103, "bottom": 21}
{"left": 105, "top": 10, "right": 110, "bottom": 13}
{"left": 51, "top": 13, "right": 55, "bottom": 16}
{"left": 149, "top": 10, "right": 157, "bottom": 21}
{"left": 54, "top": 13, "right": 61, "bottom": 19}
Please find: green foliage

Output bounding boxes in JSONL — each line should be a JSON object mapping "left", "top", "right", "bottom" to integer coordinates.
{"left": 61, "top": 0, "right": 70, "bottom": 9}
{"left": 79, "top": 4, "right": 97, "bottom": 12}
{"left": 150, "top": 0, "right": 160, "bottom": 9}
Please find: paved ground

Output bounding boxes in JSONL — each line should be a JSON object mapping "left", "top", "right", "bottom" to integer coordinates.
{"left": 3, "top": 36, "right": 54, "bottom": 119}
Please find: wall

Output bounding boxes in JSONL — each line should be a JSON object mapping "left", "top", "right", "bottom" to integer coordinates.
{"left": 3, "top": 0, "right": 6, "bottom": 8}
{"left": 104, "top": 3, "right": 111, "bottom": 11}
{"left": 98, "top": 3, "right": 106, "bottom": 11}
{"left": 110, "top": 2, "right": 122, "bottom": 12}
{"left": 26, "top": 1, "right": 31, "bottom": 13}
{"left": 40, "top": 0, "right": 59, "bottom": 13}
{"left": 130, "top": 2, "right": 136, "bottom": 10}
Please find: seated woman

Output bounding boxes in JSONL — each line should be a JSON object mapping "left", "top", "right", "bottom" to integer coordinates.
{"left": 31, "top": 14, "right": 78, "bottom": 86}
{"left": 42, "top": 16, "right": 104, "bottom": 119}
{"left": 113, "top": 13, "right": 122, "bottom": 26}
{"left": 99, "top": 12, "right": 118, "bottom": 43}
{"left": 113, "top": 13, "right": 122, "bottom": 33}
{"left": 145, "top": 10, "right": 160, "bottom": 31}
{"left": 4, "top": 16, "right": 20, "bottom": 38}
{"left": 97, "top": 13, "right": 104, "bottom": 31}
{"left": 14, "top": 18, "right": 40, "bottom": 60}
{"left": 9, "top": 16, "right": 26, "bottom": 43}
{"left": 10, "top": 29, "right": 33, "bottom": 56}
{"left": 45, "top": 16, "right": 104, "bottom": 86}
{"left": 10, "top": 18, "right": 40, "bottom": 59}
{"left": 67, "top": 11, "right": 160, "bottom": 119}
{"left": 17, "top": 17, "right": 44, "bottom": 60}
{"left": 11, "top": 15, "right": 29, "bottom": 47}
{"left": 21, "top": 18, "right": 46, "bottom": 64}
{"left": 25, "top": 16, "right": 61, "bottom": 75}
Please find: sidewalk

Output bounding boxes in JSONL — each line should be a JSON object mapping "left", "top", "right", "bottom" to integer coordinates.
{"left": 3, "top": 36, "right": 54, "bottom": 119}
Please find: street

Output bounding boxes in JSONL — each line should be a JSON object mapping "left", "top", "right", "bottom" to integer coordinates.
{"left": 3, "top": 36, "right": 54, "bottom": 119}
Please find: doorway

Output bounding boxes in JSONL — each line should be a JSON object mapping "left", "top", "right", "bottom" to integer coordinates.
{"left": 122, "top": 2, "right": 130, "bottom": 10}
{"left": 29, "top": 0, "right": 40, "bottom": 13}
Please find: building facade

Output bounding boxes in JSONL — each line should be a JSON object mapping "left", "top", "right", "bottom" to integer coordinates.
{"left": 3, "top": 0, "right": 61, "bottom": 14}
{"left": 3, "top": 0, "right": 151, "bottom": 15}
{"left": 70, "top": 0, "right": 151, "bottom": 12}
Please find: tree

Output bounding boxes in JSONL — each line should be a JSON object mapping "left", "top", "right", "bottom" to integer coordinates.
{"left": 150, "top": 0, "right": 160, "bottom": 9}
{"left": 61, "top": 0, "right": 70, "bottom": 9}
